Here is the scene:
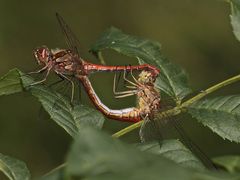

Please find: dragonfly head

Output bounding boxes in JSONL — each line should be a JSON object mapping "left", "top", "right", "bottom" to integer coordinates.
{"left": 33, "top": 46, "right": 52, "bottom": 65}
{"left": 138, "top": 71, "right": 155, "bottom": 85}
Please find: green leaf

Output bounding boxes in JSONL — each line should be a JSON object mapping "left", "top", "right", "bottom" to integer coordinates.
{"left": 213, "top": 155, "right": 240, "bottom": 173}
{"left": 0, "top": 153, "right": 30, "bottom": 180}
{"left": 73, "top": 105, "right": 105, "bottom": 130}
{"left": 230, "top": 0, "right": 240, "bottom": 41}
{"left": 19, "top": 70, "right": 105, "bottom": 137}
{"left": 0, "top": 69, "right": 23, "bottom": 96}
{"left": 188, "top": 95, "right": 240, "bottom": 143}
{"left": 137, "top": 140, "right": 205, "bottom": 170}
{"left": 0, "top": 68, "right": 105, "bottom": 137}
{"left": 65, "top": 127, "right": 238, "bottom": 180}
{"left": 90, "top": 27, "right": 191, "bottom": 102}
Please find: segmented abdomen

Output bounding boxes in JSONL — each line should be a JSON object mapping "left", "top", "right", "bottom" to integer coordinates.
{"left": 77, "top": 75, "right": 141, "bottom": 122}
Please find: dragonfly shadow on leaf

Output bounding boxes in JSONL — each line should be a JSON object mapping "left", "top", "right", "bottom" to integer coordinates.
{"left": 37, "top": 77, "right": 82, "bottom": 122}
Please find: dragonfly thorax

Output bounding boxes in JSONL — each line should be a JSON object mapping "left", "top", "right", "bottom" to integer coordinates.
{"left": 137, "top": 71, "right": 161, "bottom": 118}
{"left": 51, "top": 48, "right": 83, "bottom": 75}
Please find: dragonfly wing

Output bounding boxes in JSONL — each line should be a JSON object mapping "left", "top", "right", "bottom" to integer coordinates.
{"left": 170, "top": 118, "right": 217, "bottom": 170}
{"left": 139, "top": 117, "right": 163, "bottom": 143}
{"left": 139, "top": 104, "right": 216, "bottom": 169}
{"left": 56, "top": 13, "right": 81, "bottom": 57}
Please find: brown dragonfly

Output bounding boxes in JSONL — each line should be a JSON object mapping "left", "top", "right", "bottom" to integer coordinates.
{"left": 77, "top": 68, "right": 215, "bottom": 169}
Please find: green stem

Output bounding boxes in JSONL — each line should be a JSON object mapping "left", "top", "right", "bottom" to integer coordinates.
{"left": 112, "top": 121, "right": 143, "bottom": 138}
{"left": 112, "top": 73, "right": 240, "bottom": 138}
{"left": 98, "top": 52, "right": 106, "bottom": 65}
{"left": 181, "top": 74, "right": 240, "bottom": 108}
{"left": 42, "top": 163, "right": 66, "bottom": 177}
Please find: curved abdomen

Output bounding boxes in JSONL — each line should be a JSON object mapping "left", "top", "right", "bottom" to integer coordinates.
{"left": 77, "top": 75, "right": 141, "bottom": 122}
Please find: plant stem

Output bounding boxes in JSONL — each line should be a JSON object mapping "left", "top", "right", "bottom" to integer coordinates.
{"left": 42, "top": 163, "right": 66, "bottom": 177}
{"left": 112, "top": 121, "right": 143, "bottom": 138}
{"left": 181, "top": 74, "right": 240, "bottom": 108}
{"left": 112, "top": 73, "right": 240, "bottom": 138}
{"left": 98, "top": 51, "right": 106, "bottom": 65}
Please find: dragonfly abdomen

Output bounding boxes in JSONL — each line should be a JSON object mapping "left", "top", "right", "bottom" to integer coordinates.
{"left": 77, "top": 75, "right": 141, "bottom": 122}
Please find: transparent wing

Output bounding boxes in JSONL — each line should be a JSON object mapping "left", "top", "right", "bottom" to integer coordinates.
{"left": 139, "top": 107, "right": 216, "bottom": 170}
{"left": 169, "top": 118, "right": 217, "bottom": 170}
{"left": 56, "top": 13, "right": 81, "bottom": 57}
{"left": 139, "top": 96, "right": 175, "bottom": 143}
{"left": 139, "top": 116, "right": 163, "bottom": 143}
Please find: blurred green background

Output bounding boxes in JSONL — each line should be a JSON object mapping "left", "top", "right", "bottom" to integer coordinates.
{"left": 0, "top": 0, "right": 240, "bottom": 178}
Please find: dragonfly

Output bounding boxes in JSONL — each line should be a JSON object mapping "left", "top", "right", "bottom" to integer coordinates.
{"left": 29, "top": 13, "right": 160, "bottom": 103}
{"left": 77, "top": 68, "right": 216, "bottom": 169}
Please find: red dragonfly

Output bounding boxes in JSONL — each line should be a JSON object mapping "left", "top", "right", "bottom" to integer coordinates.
{"left": 29, "top": 13, "right": 160, "bottom": 102}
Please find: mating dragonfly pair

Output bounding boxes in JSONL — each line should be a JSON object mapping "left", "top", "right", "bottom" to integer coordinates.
{"left": 29, "top": 13, "right": 215, "bottom": 169}
{"left": 30, "top": 13, "right": 160, "bottom": 123}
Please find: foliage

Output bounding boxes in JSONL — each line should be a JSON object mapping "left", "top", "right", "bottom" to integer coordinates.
{"left": 136, "top": 140, "right": 206, "bottom": 170}
{"left": 42, "top": 128, "right": 239, "bottom": 180}
{"left": 230, "top": 0, "right": 240, "bottom": 41}
{"left": 0, "top": 153, "right": 30, "bottom": 180}
{"left": 213, "top": 155, "right": 240, "bottom": 173}
{"left": 90, "top": 27, "right": 192, "bottom": 103}
{"left": 0, "top": 0, "right": 240, "bottom": 179}
{"left": 188, "top": 95, "right": 240, "bottom": 142}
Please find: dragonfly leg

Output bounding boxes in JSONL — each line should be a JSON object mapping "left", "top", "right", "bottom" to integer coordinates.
{"left": 114, "top": 93, "right": 136, "bottom": 98}
{"left": 27, "top": 65, "right": 48, "bottom": 75}
{"left": 29, "top": 68, "right": 51, "bottom": 86}
{"left": 113, "top": 73, "right": 137, "bottom": 95}
{"left": 125, "top": 85, "right": 137, "bottom": 89}
{"left": 58, "top": 74, "right": 75, "bottom": 103}
{"left": 130, "top": 69, "right": 139, "bottom": 84}
{"left": 123, "top": 70, "right": 138, "bottom": 86}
